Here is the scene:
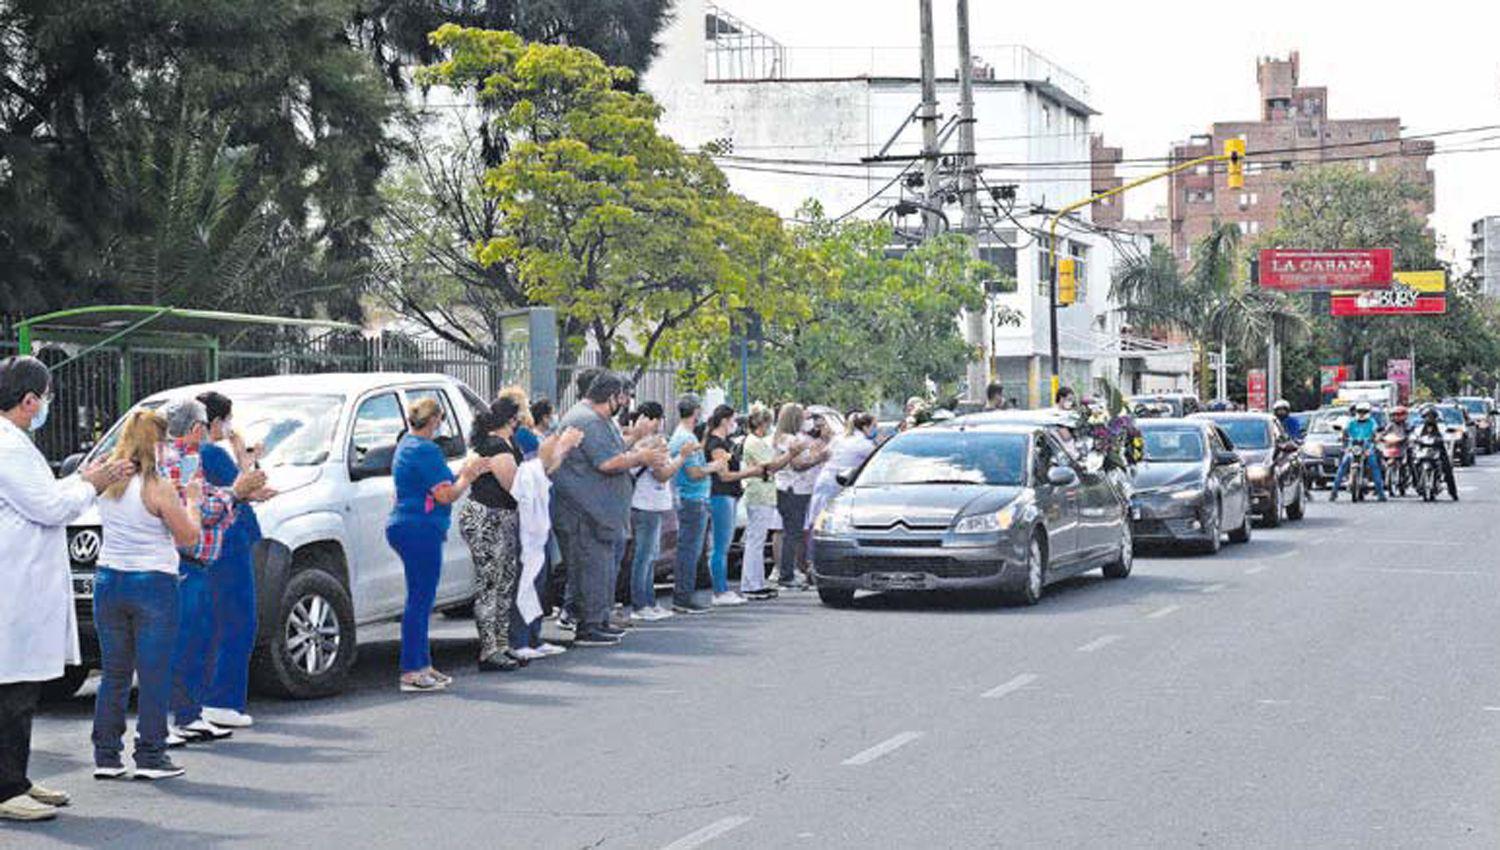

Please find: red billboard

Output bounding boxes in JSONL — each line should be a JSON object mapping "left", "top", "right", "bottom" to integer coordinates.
{"left": 1328, "top": 271, "right": 1447, "bottom": 316}
{"left": 1387, "top": 358, "right": 1413, "bottom": 404}
{"left": 1258, "top": 248, "right": 1394, "bottom": 290}
{"left": 1246, "top": 369, "right": 1267, "bottom": 411}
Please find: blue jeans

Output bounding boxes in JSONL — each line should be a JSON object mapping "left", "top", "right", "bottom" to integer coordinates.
{"left": 93, "top": 568, "right": 179, "bottom": 767}
{"left": 674, "top": 499, "right": 711, "bottom": 606}
{"left": 630, "top": 509, "right": 667, "bottom": 610}
{"left": 1332, "top": 445, "right": 1386, "bottom": 498}
{"left": 171, "top": 560, "right": 213, "bottom": 726}
{"left": 387, "top": 522, "right": 445, "bottom": 673}
{"left": 708, "top": 495, "right": 738, "bottom": 594}
{"left": 205, "top": 541, "right": 256, "bottom": 712}
{"left": 509, "top": 547, "right": 548, "bottom": 650}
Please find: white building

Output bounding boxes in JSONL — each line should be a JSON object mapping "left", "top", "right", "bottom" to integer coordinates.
{"left": 643, "top": 0, "right": 1187, "bottom": 406}
{"left": 1472, "top": 216, "right": 1500, "bottom": 298}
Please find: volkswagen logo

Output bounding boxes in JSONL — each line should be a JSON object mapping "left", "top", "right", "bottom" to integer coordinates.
{"left": 68, "top": 528, "right": 102, "bottom": 565}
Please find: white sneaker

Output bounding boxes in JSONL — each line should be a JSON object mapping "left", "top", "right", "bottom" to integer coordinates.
{"left": 650, "top": 605, "right": 676, "bottom": 619}
{"left": 712, "top": 592, "right": 747, "bottom": 607}
{"left": 166, "top": 730, "right": 188, "bottom": 748}
{"left": 0, "top": 793, "right": 56, "bottom": 821}
{"left": 629, "top": 608, "right": 653, "bottom": 622}
{"left": 536, "top": 642, "right": 568, "bottom": 657}
{"left": 177, "top": 719, "right": 233, "bottom": 741}
{"left": 201, "top": 707, "right": 253, "bottom": 728}
{"left": 512, "top": 646, "right": 546, "bottom": 661}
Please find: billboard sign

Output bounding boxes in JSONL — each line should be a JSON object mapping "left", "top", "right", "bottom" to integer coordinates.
{"left": 1319, "top": 364, "right": 1348, "bottom": 400}
{"left": 1257, "top": 248, "right": 1394, "bottom": 290}
{"left": 1329, "top": 270, "right": 1447, "bottom": 316}
{"left": 1246, "top": 369, "right": 1267, "bottom": 411}
{"left": 1387, "top": 358, "right": 1413, "bottom": 404}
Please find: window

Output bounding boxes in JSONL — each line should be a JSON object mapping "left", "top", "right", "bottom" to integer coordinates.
{"left": 978, "top": 246, "right": 1018, "bottom": 293}
{"left": 1367, "top": 158, "right": 1379, "bottom": 173}
{"left": 1237, "top": 221, "right": 1250, "bottom": 235}
{"left": 1187, "top": 189, "right": 1214, "bottom": 204}
{"left": 1372, "top": 129, "right": 1388, "bottom": 142}
{"left": 856, "top": 431, "right": 1029, "bottom": 487}
{"left": 1041, "top": 103, "right": 1053, "bottom": 129}
{"left": 406, "top": 387, "right": 467, "bottom": 458}
{"left": 349, "top": 393, "right": 405, "bottom": 477}
{"left": 1194, "top": 164, "right": 1210, "bottom": 176}
{"left": 1069, "top": 241, "right": 1090, "bottom": 300}
{"left": 1249, "top": 221, "right": 1261, "bottom": 235}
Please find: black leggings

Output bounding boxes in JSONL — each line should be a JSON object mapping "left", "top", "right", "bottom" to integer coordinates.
{"left": 775, "top": 490, "right": 810, "bottom": 582}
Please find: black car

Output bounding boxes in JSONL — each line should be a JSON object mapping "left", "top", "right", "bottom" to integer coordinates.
{"left": 811, "top": 423, "right": 1132, "bottom": 607}
{"left": 1129, "top": 419, "right": 1253, "bottom": 554}
{"left": 1127, "top": 393, "right": 1203, "bottom": 418}
{"left": 1449, "top": 397, "right": 1496, "bottom": 454}
{"left": 1194, "top": 412, "right": 1307, "bottom": 526}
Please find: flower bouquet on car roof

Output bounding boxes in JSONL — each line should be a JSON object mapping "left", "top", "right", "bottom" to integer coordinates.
{"left": 1070, "top": 394, "right": 1144, "bottom": 475}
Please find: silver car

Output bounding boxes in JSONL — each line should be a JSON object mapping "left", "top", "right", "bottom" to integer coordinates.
{"left": 811, "top": 423, "right": 1132, "bottom": 607}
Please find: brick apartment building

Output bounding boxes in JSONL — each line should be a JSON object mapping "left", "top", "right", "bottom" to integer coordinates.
{"left": 1162, "top": 51, "right": 1434, "bottom": 263}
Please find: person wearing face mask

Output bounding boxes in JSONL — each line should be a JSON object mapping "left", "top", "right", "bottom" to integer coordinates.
{"left": 1055, "top": 385, "right": 1077, "bottom": 411}
{"left": 704, "top": 405, "right": 764, "bottom": 607}
{"left": 193, "top": 392, "right": 263, "bottom": 730}
{"left": 806, "top": 412, "right": 879, "bottom": 570}
{"left": 550, "top": 372, "right": 667, "bottom": 647}
{"left": 0, "top": 356, "right": 135, "bottom": 821}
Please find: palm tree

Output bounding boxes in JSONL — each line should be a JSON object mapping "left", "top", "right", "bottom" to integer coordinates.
{"left": 1113, "top": 222, "right": 1306, "bottom": 399}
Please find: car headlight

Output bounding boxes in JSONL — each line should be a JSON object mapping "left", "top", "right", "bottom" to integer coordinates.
{"left": 1300, "top": 443, "right": 1321, "bottom": 458}
{"left": 1246, "top": 465, "right": 1272, "bottom": 482}
{"left": 1161, "top": 482, "right": 1205, "bottom": 500}
{"left": 954, "top": 501, "right": 1021, "bottom": 535}
{"left": 814, "top": 507, "right": 854, "bottom": 535}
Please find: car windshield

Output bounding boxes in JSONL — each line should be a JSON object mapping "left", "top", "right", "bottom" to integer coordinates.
{"left": 1457, "top": 399, "right": 1487, "bottom": 415}
{"left": 1214, "top": 419, "right": 1271, "bottom": 449}
{"left": 90, "top": 394, "right": 344, "bottom": 467}
{"left": 1140, "top": 428, "right": 1205, "bottom": 462}
{"left": 1129, "top": 397, "right": 1182, "bottom": 417}
{"left": 1433, "top": 406, "right": 1465, "bottom": 425}
{"left": 855, "top": 430, "right": 1028, "bottom": 487}
{"left": 1312, "top": 409, "right": 1388, "bottom": 434}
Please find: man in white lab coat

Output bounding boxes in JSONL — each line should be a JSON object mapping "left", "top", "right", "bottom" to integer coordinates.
{"left": 0, "top": 356, "right": 133, "bottom": 821}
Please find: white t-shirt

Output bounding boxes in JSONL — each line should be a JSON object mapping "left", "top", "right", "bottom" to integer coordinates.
{"left": 631, "top": 466, "right": 674, "bottom": 512}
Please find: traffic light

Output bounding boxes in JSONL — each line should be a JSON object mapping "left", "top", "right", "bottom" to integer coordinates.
{"left": 1225, "top": 138, "right": 1246, "bottom": 189}
{"left": 1057, "top": 258, "right": 1077, "bottom": 307}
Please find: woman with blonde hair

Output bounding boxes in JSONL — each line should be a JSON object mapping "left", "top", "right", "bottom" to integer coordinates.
{"left": 772, "top": 404, "right": 821, "bottom": 588}
{"left": 92, "top": 410, "right": 203, "bottom": 780}
{"left": 387, "top": 397, "right": 488, "bottom": 692}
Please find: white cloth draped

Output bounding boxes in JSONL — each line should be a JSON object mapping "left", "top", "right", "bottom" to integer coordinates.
{"left": 511, "top": 458, "right": 552, "bottom": 625}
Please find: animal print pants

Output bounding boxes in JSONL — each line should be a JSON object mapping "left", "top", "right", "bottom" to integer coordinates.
{"left": 458, "top": 501, "right": 521, "bottom": 662}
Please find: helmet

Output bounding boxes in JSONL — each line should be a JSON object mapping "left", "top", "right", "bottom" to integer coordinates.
{"left": 1391, "top": 405, "right": 1409, "bottom": 420}
{"left": 1272, "top": 399, "right": 1290, "bottom": 414}
{"left": 1421, "top": 404, "right": 1439, "bottom": 421}
{"left": 1353, "top": 402, "right": 1372, "bottom": 416}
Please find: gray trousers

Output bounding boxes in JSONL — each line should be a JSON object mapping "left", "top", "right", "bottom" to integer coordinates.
{"left": 553, "top": 504, "right": 622, "bottom": 631}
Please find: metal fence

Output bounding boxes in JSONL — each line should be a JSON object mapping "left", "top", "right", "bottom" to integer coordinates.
{"left": 557, "top": 350, "right": 680, "bottom": 414}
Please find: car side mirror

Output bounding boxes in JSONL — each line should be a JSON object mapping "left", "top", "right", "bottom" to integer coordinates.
{"left": 1046, "top": 466, "right": 1078, "bottom": 487}
{"left": 350, "top": 445, "right": 395, "bottom": 481}
{"left": 58, "top": 452, "right": 85, "bottom": 478}
{"left": 1214, "top": 450, "right": 1241, "bottom": 467}
{"left": 836, "top": 471, "right": 856, "bottom": 487}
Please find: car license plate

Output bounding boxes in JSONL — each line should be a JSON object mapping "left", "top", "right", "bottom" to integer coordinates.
{"left": 871, "top": 572, "right": 927, "bottom": 589}
{"left": 72, "top": 575, "right": 95, "bottom": 598}
{"left": 1131, "top": 506, "right": 1142, "bottom": 520}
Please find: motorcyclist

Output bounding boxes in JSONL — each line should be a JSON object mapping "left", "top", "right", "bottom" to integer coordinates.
{"left": 1381, "top": 405, "right": 1415, "bottom": 495}
{"left": 1272, "top": 399, "right": 1301, "bottom": 440}
{"left": 1413, "top": 404, "right": 1459, "bottom": 500}
{"left": 1329, "top": 402, "right": 1386, "bottom": 502}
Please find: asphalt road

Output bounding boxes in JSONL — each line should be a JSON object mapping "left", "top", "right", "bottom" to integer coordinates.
{"left": 11, "top": 459, "right": 1500, "bottom": 849}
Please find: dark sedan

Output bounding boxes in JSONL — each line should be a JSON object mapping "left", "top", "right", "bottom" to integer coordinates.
{"left": 811, "top": 423, "right": 1132, "bottom": 607}
{"left": 1129, "top": 419, "right": 1253, "bottom": 554}
{"left": 1193, "top": 412, "right": 1307, "bottom": 526}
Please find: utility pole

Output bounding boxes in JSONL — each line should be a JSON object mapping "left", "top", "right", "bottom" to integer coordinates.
{"left": 955, "top": 0, "right": 984, "bottom": 401}
{"left": 918, "top": 0, "right": 940, "bottom": 239}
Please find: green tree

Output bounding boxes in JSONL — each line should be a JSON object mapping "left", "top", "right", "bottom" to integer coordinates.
{"left": 730, "top": 209, "right": 993, "bottom": 410}
{"left": 417, "top": 26, "right": 806, "bottom": 378}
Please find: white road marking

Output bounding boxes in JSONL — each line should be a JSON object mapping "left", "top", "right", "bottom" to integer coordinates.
{"left": 1353, "top": 568, "right": 1485, "bottom": 577}
{"left": 1076, "top": 634, "right": 1122, "bottom": 653}
{"left": 982, "top": 673, "right": 1039, "bottom": 699}
{"left": 661, "top": 816, "right": 752, "bottom": 850}
{"left": 1201, "top": 583, "right": 1228, "bottom": 594}
{"left": 1144, "top": 604, "right": 1181, "bottom": 619}
{"left": 842, "top": 731, "right": 924, "bottom": 766}
{"left": 1356, "top": 539, "right": 1466, "bottom": 547}
{"left": 1245, "top": 566, "right": 1267, "bottom": 575}
{"left": 1483, "top": 706, "right": 1500, "bottom": 712}
{"left": 1256, "top": 699, "right": 1291, "bottom": 706}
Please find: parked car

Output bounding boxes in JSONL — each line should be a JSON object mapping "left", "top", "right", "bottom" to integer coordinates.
{"left": 1299, "top": 406, "right": 1390, "bottom": 489}
{"left": 56, "top": 373, "right": 487, "bottom": 700}
{"left": 810, "top": 422, "right": 1132, "bottom": 608}
{"left": 1129, "top": 418, "right": 1252, "bottom": 554}
{"left": 1193, "top": 412, "right": 1306, "bottom": 526}
{"left": 1448, "top": 397, "right": 1496, "bottom": 454}
{"left": 1127, "top": 392, "right": 1203, "bottom": 418}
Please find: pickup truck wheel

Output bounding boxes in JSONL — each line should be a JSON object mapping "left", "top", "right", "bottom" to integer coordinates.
{"left": 38, "top": 665, "right": 90, "bottom": 702}
{"left": 251, "top": 568, "right": 356, "bottom": 699}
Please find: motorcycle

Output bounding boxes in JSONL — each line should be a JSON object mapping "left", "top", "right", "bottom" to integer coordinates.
{"left": 1413, "top": 433, "right": 1444, "bottom": 502}
{"left": 1380, "top": 432, "right": 1409, "bottom": 497}
{"left": 1344, "top": 441, "right": 1372, "bottom": 502}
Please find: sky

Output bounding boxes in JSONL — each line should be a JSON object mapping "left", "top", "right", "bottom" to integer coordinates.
{"left": 713, "top": 0, "right": 1500, "bottom": 264}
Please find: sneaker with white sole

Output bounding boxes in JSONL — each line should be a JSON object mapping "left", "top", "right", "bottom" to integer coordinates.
{"left": 536, "top": 642, "right": 567, "bottom": 657}
{"left": 0, "top": 793, "right": 56, "bottom": 821}
{"left": 650, "top": 605, "right": 675, "bottom": 619}
{"left": 557, "top": 612, "right": 578, "bottom": 631}
{"left": 201, "top": 707, "right": 253, "bottom": 728}
{"left": 511, "top": 646, "right": 546, "bottom": 661}
{"left": 712, "top": 592, "right": 747, "bottom": 607}
{"left": 176, "top": 719, "right": 233, "bottom": 741}
{"left": 133, "top": 758, "right": 185, "bottom": 781}
{"left": 93, "top": 765, "right": 129, "bottom": 780}
{"left": 166, "top": 730, "right": 188, "bottom": 748}
{"left": 27, "top": 784, "right": 68, "bottom": 807}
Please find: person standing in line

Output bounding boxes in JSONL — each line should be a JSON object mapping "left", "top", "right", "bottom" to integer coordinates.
{"left": 627, "top": 402, "right": 690, "bottom": 621}
{"left": 667, "top": 395, "right": 720, "bottom": 614}
{"left": 91, "top": 411, "right": 203, "bottom": 781}
{"left": 556, "top": 368, "right": 602, "bottom": 630}
{"left": 704, "top": 405, "right": 764, "bottom": 607}
{"left": 772, "top": 404, "right": 810, "bottom": 589}
{"left": 0, "top": 356, "right": 134, "bottom": 822}
{"left": 512, "top": 397, "right": 568, "bottom": 660}
{"left": 161, "top": 398, "right": 268, "bottom": 742}
{"left": 796, "top": 414, "right": 836, "bottom": 584}
{"left": 806, "top": 412, "right": 880, "bottom": 559}
{"left": 738, "top": 408, "right": 789, "bottom": 601}
{"left": 194, "top": 392, "right": 262, "bottom": 730}
{"left": 387, "top": 397, "right": 489, "bottom": 692}
{"left": 530, "top": 398, "right": 556, "bottom": 437}
{"left": 550, "top": 372, "right": 666, "bottom": 646}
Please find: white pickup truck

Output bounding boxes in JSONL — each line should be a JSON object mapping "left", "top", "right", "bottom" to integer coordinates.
{"left": 55, "top": 373, "right": 487, "bottom": 699}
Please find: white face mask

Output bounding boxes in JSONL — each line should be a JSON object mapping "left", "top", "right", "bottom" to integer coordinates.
{"left": 221, "top": 416, "right": 234, "bottom": 438}
{"left": 28, "top": 395, "right": 50, "bottom": 433}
